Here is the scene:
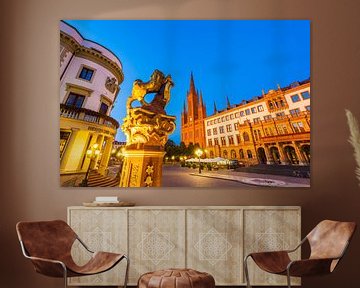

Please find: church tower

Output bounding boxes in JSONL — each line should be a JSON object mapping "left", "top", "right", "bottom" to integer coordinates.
{"left": 181, "top": 73, "right": 207, "bottom": 148}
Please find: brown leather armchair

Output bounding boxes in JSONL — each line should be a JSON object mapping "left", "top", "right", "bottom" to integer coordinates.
{"left": 16, "top": 220, "right": 129, "bottom": 288}
{"left": 244, "top": 220, "right": 356, "bottom": 288}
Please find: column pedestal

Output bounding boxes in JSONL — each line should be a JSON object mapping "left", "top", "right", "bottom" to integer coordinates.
{"left": 119, "top": 147, "right": 165, "bottom": 187}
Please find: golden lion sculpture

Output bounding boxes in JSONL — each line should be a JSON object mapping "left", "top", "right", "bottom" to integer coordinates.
{"left": 126, "top": 69, "right": 173, "bottom": 113}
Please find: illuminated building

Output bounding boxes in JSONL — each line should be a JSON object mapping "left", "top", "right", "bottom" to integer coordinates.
{"left": 190, "top": 79, "right": 311, "bottom": 166}
{"left": 59, "top": 21, "right": 124, "bottom": 184}
{"left": 181, "top": 73, "right": 207, "bottom": 148}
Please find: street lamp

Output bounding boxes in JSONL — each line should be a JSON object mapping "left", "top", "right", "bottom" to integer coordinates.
{"left": 195, "top": 148, "right": 203, "bottom": 174}
{"left": 82, "top": 143, "right": 101, "bottom": 186}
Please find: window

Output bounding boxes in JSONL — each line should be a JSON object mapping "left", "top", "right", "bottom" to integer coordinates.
{"left": 230, "top": 114, "right": 234, "bottom": 119}
{"left": 247, "top": 150, "right": 253, "bottom": 159}
{"left": 60, "top": 131, "right": 71, "bottom": 158}
{"left": 239, "top": 149, "right": 244, "bottom": 159}
{"left": 99, "top": 102, "right": 109, "bottom": 114}
{"left": 254, "top": 130, "right": 258, "bottom": 141}
{"left": 226, "top": 124, "right": 232, "bottom": 132}
{"left": 208, "top": 139, "right": 213, "bottom": 146}
{"left": 301, "top": 91, "right": 310, "bottom": 100}
{"left": 235, "top": 112, "right": 240, "bottom": 118}
{"left": 207, "top": 129, "right": 212, "bottom": 136}
{"left": 231, "top": 149, "right": 236, "bottom": 159}
{"left": 245, "top": 109, "right": 250, "bottom": 115}
{"left": 292, "top": 122, "right": 305, "bottom": 133}
{"left": 228, "top": 135, "right": 234, "bottom": 145}
{"left": 79, "top": 67, "right": 94, "bottom": 81}
{"left": 243, "top": 132, "right": 250, "bottom": 142}
{"left": 264, "top": 128, "right": 269, "bottom": 136}
{"left": 207, "top": 121, "right": 211, "bottom": 125}
{"left": 226, "top": 115, "right": 229, "bottom": 121}
{"left": 234, "top": 122, "right": 239, "bottom": 130}
{"left": 236, "top": 134, "right": 241, "bottom": 144}
{"left": 221, "top": 116, "right": 225, "bottom": 122}
{"left": 277, "top": 124, "right": 288, "bottom": 134}
{"left": 214, "top": 119, "right": 218, "bottom": 124}
{"left": 290, "top": 108, "right": 301, "bottom": 116}
{"left": 253, "top": 117, "right": 260, "bottom": 124}
{"left": 221, "top": 136, "right": 226, "bottom": 146}
{"left": 257, "top": 105, "right": 264, "bottom": 112}
{"left": 214, "top": 138, "right": 219, "bottom": 145}
{"left": 251, "top": 107, "right": 257, "bottom": 114}
{"left": 276, "top": 112, "right": 285, "bottom": 119}
{"left": 305, "top": 105, "right": 311, "bottom": 111}
{"left": 240, "top": 111, "right": 245, "bottom": 117}
{"left": 223, "top": 150, "right": 228, "bottom": 158}
{"left": 291, "top": 94, "right": 301, "bottom": 102}
{"left": 213, "top": 128, "right": 218, "bottom": 135}
{"left": 264, "top": 115, "right": 272, "bottom": 121}
{"left": 65, "top": 92, "right": 85, "bottom": 108}
{"left": 210, "top": 120, "right": 214, "bottom": 125}
{"left": 219, "top": 126, "right": 224, "bottom": 134}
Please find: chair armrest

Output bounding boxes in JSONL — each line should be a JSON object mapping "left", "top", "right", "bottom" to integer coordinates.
{"left": 25, "top": 255, "right": 67, "bottom": 277}
{"left": 287, "top": 258, "right": 335, "bottom": 277}
{"left": 19, "top": 240, "right": 67, "bottom": 277}
{"left": 76, "top": 236, "right": 94, "bottom": 253}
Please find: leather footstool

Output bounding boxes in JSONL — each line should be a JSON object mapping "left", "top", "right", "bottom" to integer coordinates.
{"left": 138, "top": 268, "right": 215, "bottom": 288}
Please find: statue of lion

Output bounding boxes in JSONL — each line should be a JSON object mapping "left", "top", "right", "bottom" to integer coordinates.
{"left": 127, "top": 69, "right": 166, "bottom": 110}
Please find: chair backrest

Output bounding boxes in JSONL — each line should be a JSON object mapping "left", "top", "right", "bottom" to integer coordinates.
{"left": 307, "top": 220, "right": 356, "bottom": 261}
{"left": 16, "top": 220, "right": 77, "bottom": 261}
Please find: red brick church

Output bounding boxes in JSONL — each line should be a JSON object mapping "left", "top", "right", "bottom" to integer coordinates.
{"left": 181, "top": 73, "right": 207, "bottom": 148}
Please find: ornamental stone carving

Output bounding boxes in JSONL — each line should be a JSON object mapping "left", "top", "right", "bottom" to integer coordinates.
{"left": 105, "top": 76, "right": 118, "bottom": 93}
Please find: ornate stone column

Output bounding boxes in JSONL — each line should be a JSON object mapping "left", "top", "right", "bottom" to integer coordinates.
{"left": 98, "top": 136, "right": 114, "bottom": 175}
{"left": 120, "top": 70, "right": 175, "bottom": 187}
{"left": 277, "top": 144, "right": 290, "bottom": 165}
{"left": 264, "top": 145, "right": 275, "bottom": 165}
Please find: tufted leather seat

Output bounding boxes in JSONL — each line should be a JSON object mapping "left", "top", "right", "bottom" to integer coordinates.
{"left": 138, "top": 268, "right": 215, "bottom": 288}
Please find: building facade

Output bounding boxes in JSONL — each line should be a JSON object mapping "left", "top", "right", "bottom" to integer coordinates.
{"left": 59, "top": 21, "right": 124, "bottom": 182}
{"left": 181, "top": 73, "right": 207, "bottom": 148}
{"left": 202, "top": 80, "right": 310, "bottom": 166}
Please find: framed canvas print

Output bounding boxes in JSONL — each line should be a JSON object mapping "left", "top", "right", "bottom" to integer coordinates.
{"left": 59, "top": 20, "right": 310, "bottom": 188}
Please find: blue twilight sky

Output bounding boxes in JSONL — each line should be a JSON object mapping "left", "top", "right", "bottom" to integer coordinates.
{"left": 64, "top": 20, "right": 310, "bottom": 144}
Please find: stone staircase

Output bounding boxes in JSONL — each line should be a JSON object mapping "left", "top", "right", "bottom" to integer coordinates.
{"left": 87, "top": 170, "right": 119, "bottom": 187}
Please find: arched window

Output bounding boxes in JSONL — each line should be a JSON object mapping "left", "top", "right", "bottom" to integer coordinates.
{"left": 247, "top": 150, "right": 253, "bottom": 159}
{"left": 223, "top": 150, "right": 228, "bottom": 158}
{"left": 243, "top": 132, "right": 250, "bottom": 142}
{"left": 268, "top": 101, "right": 274, "bottom": 109}
{"left": 210, "top": 151, "right": 214, "bottom": 158}
{"left": 239, "top": 149, "right": 244, "bottom": 159}
{"left": 231, "top": 149, "right": 236, "bottom": 159}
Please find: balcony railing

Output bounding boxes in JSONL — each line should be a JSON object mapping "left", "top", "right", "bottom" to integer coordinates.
{"left": 60, "top": 104, "right": 119, "bottom": 129}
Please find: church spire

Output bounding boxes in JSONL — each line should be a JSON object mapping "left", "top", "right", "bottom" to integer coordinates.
{"left": 213, "top": 101, "right": 218, "bottom": 114}
{"left": 183, "top": 101, "right": 187, "bottom": 114}
{"left": 226, "top": 96, "right": 231, "bottom": 109}
{"left": 199, "top": 90, "right": 203, "bottom": 105}
{"left": 189, "top": 71, "right": 196, "bottom": 95}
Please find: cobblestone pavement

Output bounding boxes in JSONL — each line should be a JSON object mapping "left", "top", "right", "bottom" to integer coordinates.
{"left": 190, "top": 169, "right": 310, "bottom": 187}
{"left": 163, "top": 164, "right": 310, "bottom": 187}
